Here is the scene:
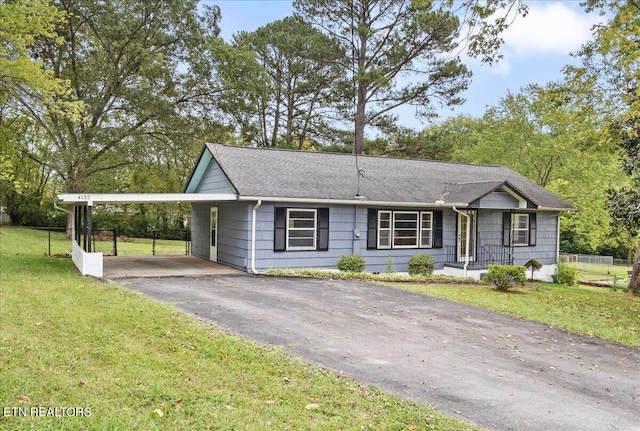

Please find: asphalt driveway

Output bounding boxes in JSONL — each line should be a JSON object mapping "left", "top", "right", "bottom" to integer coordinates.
{"left": 121, "top": 275, "right": 640, "bottom": 431}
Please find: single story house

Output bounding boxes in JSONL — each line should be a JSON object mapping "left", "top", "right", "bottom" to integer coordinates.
{"left": 184, "top": 144, "right": 574, "bottom": 280}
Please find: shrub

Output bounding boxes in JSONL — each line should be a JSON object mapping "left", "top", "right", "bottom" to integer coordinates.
{"left": 337, "top": 254, "right": 365, "bottom": 272}
{"left": 553, "top": 260, "right": 578, "bottom": 286}
{"left": 407, "top": 254, "right": 436, "bottom": 276}
{"left": 483, "top": 264, "right": 526, "bottom": 291}
{"left": 524, "top": 259, "right": 542, "bottom": 281}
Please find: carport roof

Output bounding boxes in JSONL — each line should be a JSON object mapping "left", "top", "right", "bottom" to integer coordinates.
{"left": 56, "top": 193, "right": 237, "bottom": 205}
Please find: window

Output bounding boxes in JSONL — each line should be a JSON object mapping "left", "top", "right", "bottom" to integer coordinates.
{"left": 502, "top": 212, "right": 537, "bottom": 247}
{"left": 274, "top": 207, "right": 329, "bottom": 252}
{"left": 367, "top": 209, "right": 440, "bottom": 250}
{"left": 393, "top": 211, "right": 419, "bottom": 248}
{"left": 378, "top": 211, "right": 392, "bottom": 249}
{"left": 420, "top": 212, "right": 433, "bottom": 248}
{"left": 511, "top": 213, "right": 529, "bottom": 246}
{"left": 287, "top": 209, "right": 317, "bottom": 250}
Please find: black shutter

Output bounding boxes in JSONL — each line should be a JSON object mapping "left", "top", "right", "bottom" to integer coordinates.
{"left": 502, "top": 212, "right": 511, "bottom": 247}
{"left": 529, "top": 213, "right": 537, "bottom": 246}
{"left": 433, "top": 210, "right": 443, "bottom": 249}
{"left": 367, "top": 209, "right": 378, "bottom": 250}
{"left": 274, "top": 207, "right": 286, "bottom": 252}
{"left": 317, "top": 208, "right": 329, "bottom": 251}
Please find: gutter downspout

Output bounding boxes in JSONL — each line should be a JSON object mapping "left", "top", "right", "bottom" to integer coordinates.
{"left": 53, "top": 198, "right": 73, "bottom": 216}
{"left": 250, "top": 200, "right": 262, "bottom": 274}
{"left": 452, "top": 206, "right": 470, "bottom": 278}
{"left": 556, "top": 215, "right": 561, "bottom": 262}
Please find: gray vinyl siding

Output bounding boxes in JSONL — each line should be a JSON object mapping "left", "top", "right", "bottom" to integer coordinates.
{"left": 252, "top": 204, "right": 457, "bottom": 273}
{"left": 512, "top": 211, "right": 559, "bottom": 265}
{"left": 253, "top": 203, "right": 355, "bottom": 271}
{"left": 191, "top": 201, "right": 252, "bottom": 270}
{"left": 216, "top": 201, "right": 251, "bottom": 270}
{"left": 476, "top": 209, "right": 559, "bottom": 265}
{"left": 191, "top": 203, "right": 210, "bottom": 260}
{"left": 357, "top": 208, "right": 456, "bottom": 273}
{"left": 478, "top": 191, "right": 519, "bottom": 208}
{"left": 194, "top": 159, "right": 235, "bottom": 194}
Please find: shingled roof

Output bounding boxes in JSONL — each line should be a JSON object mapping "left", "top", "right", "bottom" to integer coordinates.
{"left": 187, "top": 144, "right": 574, "bottom": 211}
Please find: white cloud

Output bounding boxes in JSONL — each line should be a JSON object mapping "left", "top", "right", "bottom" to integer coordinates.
{"left": 502, "top": 2, "right": 604, "bottom": 56}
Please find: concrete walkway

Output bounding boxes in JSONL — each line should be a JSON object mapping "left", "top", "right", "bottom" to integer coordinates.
{"left": 103, "top": 255, "right": 243, "bottom": 279}
{"left": 121, "top": 275, "right": 640, "bottom": 431}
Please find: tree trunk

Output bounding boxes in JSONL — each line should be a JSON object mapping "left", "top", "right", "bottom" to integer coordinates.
{"left": 629, "top": 241, "right": 640, "bottom": 296}
{"left": 66, "top": 210, "right": 74, "bottom": 240}
{"left": 354, "top": 91, "right": 366, "bottom": 155}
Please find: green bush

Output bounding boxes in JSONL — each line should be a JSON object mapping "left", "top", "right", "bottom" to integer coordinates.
{"left": 553, "top": 260, "right": 578, "bottom": 286}
{"left": 483, "top": 264, "right": 526, "bottom": 291}
{"left": 337, "top": 254, "right": 366, "bottom": 272}
{"left": 407, "top": 254, "right": 436, "bottom": 276}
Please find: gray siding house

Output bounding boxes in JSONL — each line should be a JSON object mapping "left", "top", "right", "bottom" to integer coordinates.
{"left": 184, "top": 144, "right": 574, "bottom": 280}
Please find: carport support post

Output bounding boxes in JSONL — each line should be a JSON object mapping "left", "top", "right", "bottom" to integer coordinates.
{"left": 74, "top": 205, "right": 81, "bottom": 245}
{"left": 82, "top": 202, "right": 93, "bottom": 253}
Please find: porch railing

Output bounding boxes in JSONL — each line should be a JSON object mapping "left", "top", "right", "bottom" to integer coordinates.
{"left": 445, "top": 244, "right": 514, "bottom": 268}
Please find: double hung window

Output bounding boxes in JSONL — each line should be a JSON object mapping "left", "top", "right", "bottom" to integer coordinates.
{"left": 286, "top": 209, "right": 317, "bottom": 250}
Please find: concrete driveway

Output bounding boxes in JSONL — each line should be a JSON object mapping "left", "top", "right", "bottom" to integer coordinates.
{"left": 121, "top": 275, "right": 640, "bottom": 431}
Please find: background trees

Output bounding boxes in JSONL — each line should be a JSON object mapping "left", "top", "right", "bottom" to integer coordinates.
{"left": 567, "top": 0, "right": 639, "bottom": 293}
{"left": 232, "top": 17, "right": 345, "bottom": 149}
{"left": 7, "top": 0, "right": 239, "bottom": 229}
{"left": 293, "top": 0, "right": 528, "bottom": 154}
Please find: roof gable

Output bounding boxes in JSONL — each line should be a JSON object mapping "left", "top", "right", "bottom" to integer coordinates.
{"left": 187, "top": 144, "right": 574, "bottom": 211}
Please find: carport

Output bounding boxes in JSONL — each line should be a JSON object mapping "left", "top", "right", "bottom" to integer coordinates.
{"left": 55, "top": 193, "right": 236, "bottom": 277}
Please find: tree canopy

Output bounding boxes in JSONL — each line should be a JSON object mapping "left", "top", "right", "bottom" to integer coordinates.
{"left": 294, "top": 0, "right": 527, "bottom": 154}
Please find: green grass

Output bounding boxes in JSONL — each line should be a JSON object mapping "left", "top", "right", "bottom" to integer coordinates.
{"left": 2, "top": 226, "right": 187, "bottom": 256}
{"left": 383, "top": 282, "right": 640, "bottom": 348}
{"left": 567, "top": 262, "right": 633, "bottom": 282}
{"left": 0, "top": 227, "right": 478, "bottom": 430}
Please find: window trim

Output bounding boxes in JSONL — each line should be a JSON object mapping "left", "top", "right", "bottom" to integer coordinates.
{"left": 511, "top": 213, "right": 530, "bottom": 247}
{"left": 286, "top": 208, "right": 317, "bottom": 251}
{"left": 377, "top": 210, "right": 392, "bottom": 249}
{"left": 420, "top": 211, "right": 434, "bottom": 248}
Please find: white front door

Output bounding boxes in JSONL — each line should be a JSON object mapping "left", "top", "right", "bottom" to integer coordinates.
{"left": 210, "top": 206, "right": 218, "bottom": 262}
{"left": 457, "top": 210, "right": 476, "bottom": 262}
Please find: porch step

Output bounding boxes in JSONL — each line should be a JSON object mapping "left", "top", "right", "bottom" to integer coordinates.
{"left": 444, "top": 263, "right": 488, "bottom": 270}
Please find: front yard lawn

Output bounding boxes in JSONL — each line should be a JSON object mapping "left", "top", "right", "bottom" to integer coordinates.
{"left": 384, "top": 282, "right": 640, "bottom": 348}
{"left": 0, "top": 227, "right": 478, "bottom": 430}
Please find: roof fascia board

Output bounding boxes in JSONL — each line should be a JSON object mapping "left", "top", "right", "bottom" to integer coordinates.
{"left": 238, "top": 196, "right": 470, "bottom": 208}
{"left": 183, "top": 146, "right": 212, "bottom": 193}
{"left": 205, "top": 143, "right": 239, "bottom": 195}
{"left": 237, "top": 196, "right": 572, "bottom": 211}
{"left": 56, "top": 193, "right": 237, "bottom": 205}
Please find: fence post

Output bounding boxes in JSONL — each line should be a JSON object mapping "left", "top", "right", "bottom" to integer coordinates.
{"left": 113, "top": 227, "right": 118, "bottom": 256}
{"left": 152, "top": 230, "right": 156, "bottom": 256}
{"left": 48, "top": 228, "right": 51, "bottom": 256}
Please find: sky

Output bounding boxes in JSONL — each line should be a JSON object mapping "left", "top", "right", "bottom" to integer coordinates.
{"left": 205, "top": 0, "right": 607, "bottom": 130}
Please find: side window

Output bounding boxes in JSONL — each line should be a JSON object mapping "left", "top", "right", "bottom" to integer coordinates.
{"left": 287, "top": 209, "right": 317, "bottom": 250}
{"left": 503, "top": 212, "right": 537, "bottom": 247}
{"left": 511, "top": 213, "right": 529, "bottom": 246}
